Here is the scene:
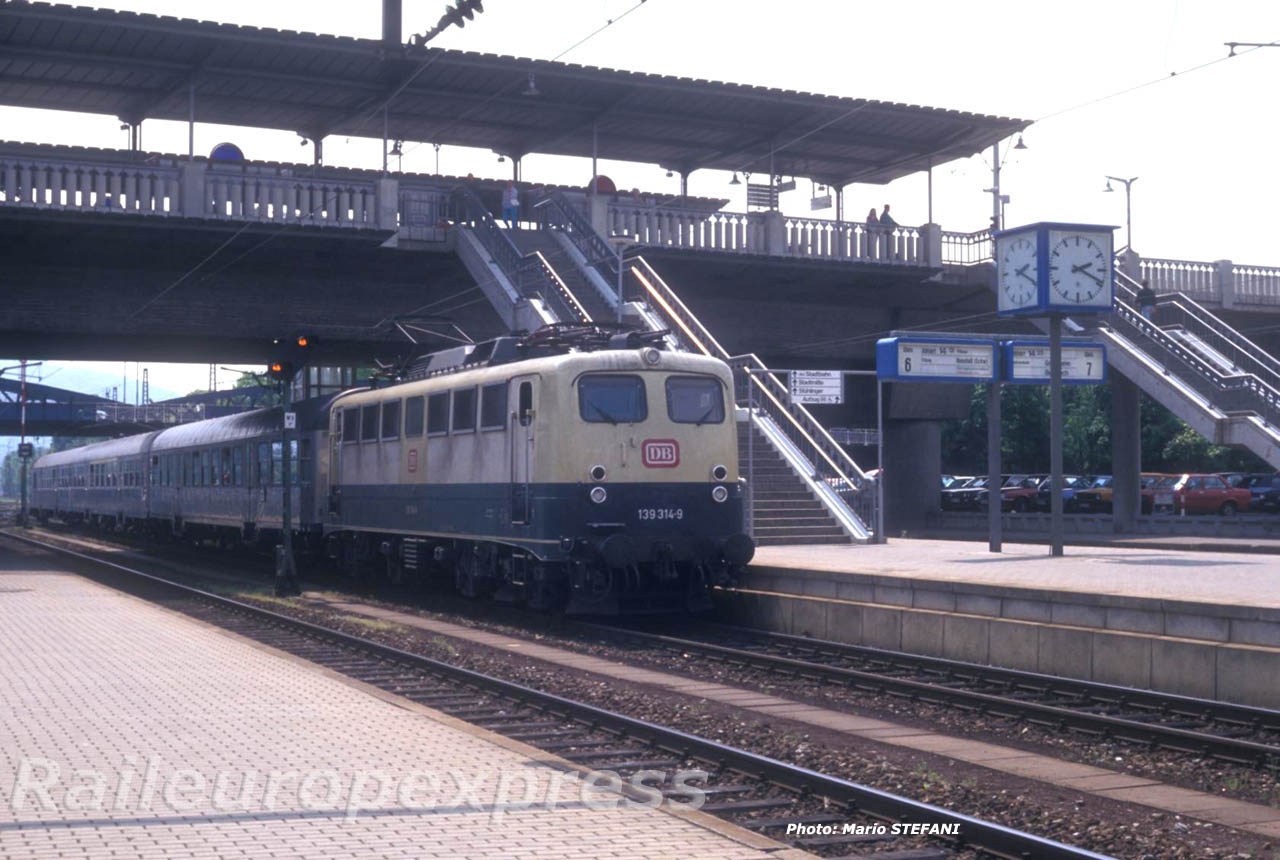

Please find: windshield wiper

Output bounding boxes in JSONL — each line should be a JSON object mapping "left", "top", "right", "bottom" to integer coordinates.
{"left": 694, "top": 404, "right": 719, "bottom": 426}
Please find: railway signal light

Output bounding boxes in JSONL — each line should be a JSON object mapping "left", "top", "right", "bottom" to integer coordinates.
{"left": 267, "top": 361, "right": 293, "bottom": 381}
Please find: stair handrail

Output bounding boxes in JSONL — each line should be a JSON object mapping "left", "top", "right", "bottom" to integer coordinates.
{"left": 628, "top": 256, "right": 874, "bottom": 496}
{"left": 1116, "top": 269, "right": 1280, "bottom": 387}
{"left": 1104, "top": 273, "right": 1280, "bottom": 427}
{"left": 528, "top": 250, "right": 592, "bottom": 323}
{"left": 538, "top": 192, "right": 619, "bottom": 283}
{"left": 451, "top": 186, "right": 587, "bottom": 323}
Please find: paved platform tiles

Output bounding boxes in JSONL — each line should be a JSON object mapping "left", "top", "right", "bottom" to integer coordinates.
{"left": 0, "top": 546, "right": 805, "bottom": 860}
{"left": 752, "top": 539, "right": 1280, "bottom": 610}
{"left": 304, "top": 594, "right": 1280, "bottom": 841}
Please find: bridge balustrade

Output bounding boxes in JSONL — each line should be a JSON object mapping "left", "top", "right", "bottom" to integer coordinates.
{"left": 1, "top": 153, "right": 180, "bottom": 215}
{"left": 204, "top": 163, "right": 377, "bottom": 227}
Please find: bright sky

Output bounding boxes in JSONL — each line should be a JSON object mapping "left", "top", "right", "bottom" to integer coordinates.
{"left": 4, "top": 0, "right": 1279, "bottom": 408}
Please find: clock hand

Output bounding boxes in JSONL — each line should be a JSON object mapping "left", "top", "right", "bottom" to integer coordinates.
{"left": 1071, "top": 262, "right": 1093, "bottom": 274}
{"left": 1018, "top": 269, "right": 1036, "bottom": 285}
{"left": 1080, "top": 269, "right": 1104, "bottom": 287}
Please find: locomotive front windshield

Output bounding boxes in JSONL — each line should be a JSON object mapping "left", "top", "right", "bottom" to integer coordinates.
{"left": 579, "top": 374, "right": 647, "bottom": 424}
{"left": 666, "top": 376, "right": 724, "bottom": 424}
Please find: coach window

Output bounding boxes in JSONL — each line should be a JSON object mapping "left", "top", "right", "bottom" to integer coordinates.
{"left": 204, "top": 450, "right": 215, "bottom": 486}
{"left": 361, "top": 404, "right": 379, "bottom": 442}
{"left": 451, "top": 387, "right": 477, "bottom": 433}
{"left": 381, "top": 399, "right": 401, "bottom": 440}
{"left": 220, "top": 448, "right": 233, "bottom": 485}
{"left": 297, "top": 440, "right": 311, "bottom": 484}
{"left": 579, "top": 374, "right": 647, "bottom": 424}
{"left": 666, "top": 376, "right": 725, "bottom": 424}
{"left": 342, "top": 407, "right": 360, "bottom": 444}
{"left": 271, "top": 441, "right": 283, "bottom": 484}
{"left": 233, "top": 447, "right": 244, "bottom": 486}
{"left": 257, "top": 442, "right": 271, "bottom": 485}
{"left": 480, "top": 383, "right": 508, "bottom": 431}
{"left": 426, "top": 392, "right": 449, "bottom": 436}
{"left": 404, "top": 395, "right": 425, "bottom": 437}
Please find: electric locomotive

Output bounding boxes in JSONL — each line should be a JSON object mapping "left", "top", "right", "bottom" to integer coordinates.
{"left": 322, "top": 335, "right": 754, "bottom": 613}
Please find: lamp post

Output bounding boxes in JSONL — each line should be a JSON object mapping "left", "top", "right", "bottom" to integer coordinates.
{"left": 607, "top": 231, "right": 636, "bottom": 324}
{"left": 1104, "top": 175, "right": 1138, "bottom": 251}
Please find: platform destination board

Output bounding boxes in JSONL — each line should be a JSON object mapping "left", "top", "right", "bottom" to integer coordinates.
{"left": 875, "top": 337, "right": 997, "bottom": 383}
{"left": 1002, "top": 341, "right": 1107, "bottom": 384}
{"left": 789, "top": 370, "right": 843, "bottom": 404}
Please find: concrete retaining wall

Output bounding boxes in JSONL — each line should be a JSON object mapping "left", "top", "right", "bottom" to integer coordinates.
{"left": 717, "top": 566, "right": 1280, "bottom": 709}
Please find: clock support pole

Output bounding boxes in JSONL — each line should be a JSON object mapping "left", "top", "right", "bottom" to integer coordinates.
{"left": 1048, "top": 316, "right": 1065, "bottom": 557}
{"left": 986, "top": 380, "right": 1001, "bottom": 553}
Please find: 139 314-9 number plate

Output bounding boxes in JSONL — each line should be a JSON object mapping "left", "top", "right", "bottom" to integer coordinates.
{"left": 637, "top": 508, "right": 684, "bottom": 521}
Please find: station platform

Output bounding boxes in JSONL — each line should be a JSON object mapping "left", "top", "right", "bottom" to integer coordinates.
{"left": 0, "top": 542, "right": 794, "bottom": 860}
{"left": 721, "top": 539, "right": 1280, "bottom": 709}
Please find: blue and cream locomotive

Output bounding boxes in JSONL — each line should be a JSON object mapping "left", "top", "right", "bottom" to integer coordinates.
{"left": 31, "top": 335, "right": 754, "bottom": 613}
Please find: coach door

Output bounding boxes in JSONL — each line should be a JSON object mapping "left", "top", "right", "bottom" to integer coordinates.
{"left": 509, "top": 376, "right": 537, "bottom": 524}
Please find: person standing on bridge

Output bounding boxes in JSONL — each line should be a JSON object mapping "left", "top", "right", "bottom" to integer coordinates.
{"left": 1137, "top": 280, "right": 1157, "bottom": 322}
{"left": 879, "top": 205, "right": 897, "bottom": 259}
{"left": 865, "top": 208, "right": 880, "bottom": 259}
{"left": 502, "top": 181, "right": 520, "bottom": 229}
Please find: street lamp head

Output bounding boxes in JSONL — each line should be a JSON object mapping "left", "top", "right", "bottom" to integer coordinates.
{"left": 729, "top": 172, "right": 741, "bottom": 186}
{"left": 607, "top": 230, "right": 637, "bottom": 248}
{"left": 1103, "top": 179, "right": 1113, "bottom": 193}
{"left": 1013, "top": 135, "right": 1028, "bottom": 150}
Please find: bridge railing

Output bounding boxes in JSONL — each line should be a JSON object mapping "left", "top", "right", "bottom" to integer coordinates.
{"left": 1, "top": 152, "right": 181, "bottom": 215}
{"left": 204, "top": 162, "right": 378, "bottom": 227}
{"left": 609, "top": 201, "right": 924, "bottom": 265}
{"left": 940, "top": 228, "right": 992, "bottom": 265}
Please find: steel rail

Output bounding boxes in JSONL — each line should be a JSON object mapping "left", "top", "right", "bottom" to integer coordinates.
{"left": 4, "top": 531, "right": 1111, "bottom": 860}
{"left": 585, "top": 620, "right": 1280, "bottom": 767}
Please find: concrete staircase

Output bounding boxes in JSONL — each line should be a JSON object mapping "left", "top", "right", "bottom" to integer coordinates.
{"left": 506, "top": 229, "right": 616, "bottom": 323}
{"left": 738, "top": 421, "right": 852, "bottom": 546}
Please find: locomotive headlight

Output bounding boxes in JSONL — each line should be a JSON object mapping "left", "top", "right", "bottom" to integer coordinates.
{"left": 589, "top": 486, "right": 608, "bottom": 504}
{"left": 642, "top": 347, "right": 661, "bottom": 365}
{"left": 589, "top": 464, "right": 607, "bottom": 482}
{"left": 711, "top": 485, "right": 729, "bottom": 503}
{"left": 711, "top": 464, "right": 728, "bottom": 481}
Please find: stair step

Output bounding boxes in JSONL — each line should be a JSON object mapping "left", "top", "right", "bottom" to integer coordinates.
{"left": 753, "top": 523, "right": 849, "bottom": 535}
{"left": 755, "top": 535, "right": 852, "bottom": 546}
{"left": 753, "top": 516, "right": 835, "bottom": 527}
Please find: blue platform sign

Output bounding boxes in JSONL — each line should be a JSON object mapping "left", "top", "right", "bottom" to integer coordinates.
{"left": 994, "top": 222, "right": 1117, "bottom": 317}
{"left": 1001, "top": 341, "right": 1107, "bottom": 384}
{"left": 876, "top": 336, "right": 997, "bottom": 383}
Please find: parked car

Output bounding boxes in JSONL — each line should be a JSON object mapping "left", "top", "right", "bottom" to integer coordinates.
{"left": 1073, "top": 475, "right": 1113, "bottom": 513}
{"left": 942, "top": 474, "right": 974, "bottom": 490}
{"left": 1140, "top": 473, "right": 1178, "bottom": 514}
{"left": 1171, "top": 473, "right": 1252, "bottom": 515}
{"left": 1237, "top": 473, "right": 1280, "bottom": 512}
{"left": 1219, "top": 472, "right": 1247, "bottom": 488}
{"left": 941, "top": 476, "right": 989, "bottom": 511}
{"left": 1035, "top": 475, "right": 1085, "bottom": 512}
{"left": 1000, "top": 474, "right": 1045, "bottom": 513}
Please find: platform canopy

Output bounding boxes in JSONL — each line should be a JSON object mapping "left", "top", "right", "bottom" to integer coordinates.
{"left": 0, "top": 2, "right": 1030, "bottom": 187}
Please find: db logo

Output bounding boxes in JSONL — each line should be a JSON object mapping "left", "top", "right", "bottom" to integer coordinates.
{"left": 642, "top": 439, "right": 679, "bottom": 468}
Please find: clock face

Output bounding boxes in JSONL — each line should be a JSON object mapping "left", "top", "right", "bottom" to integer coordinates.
{"left": 998, "top": 235, "right": 1038, "bottom": 309}
{"left": 1048, "top": 232, "right": 1111, "bottom": 305}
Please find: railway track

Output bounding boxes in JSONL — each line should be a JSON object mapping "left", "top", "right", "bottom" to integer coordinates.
{"left": 4, "top": 531, "right": 1111, "bottom": 860}
{"left": 588, "top": 621, "right": 1280, "bottom": 768}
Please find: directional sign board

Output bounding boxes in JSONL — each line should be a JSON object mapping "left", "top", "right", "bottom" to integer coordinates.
{"left": 789, "top": 371, "right": 843, "bottom": 404}
{"left": 875, "top": 337, "right": 997, "bottom": 383}
{"left": 284, "top": 411, "right": 297, "bottom": 430}
{"left": 1002, "top": 341, "right": 1107, "bottom": 384}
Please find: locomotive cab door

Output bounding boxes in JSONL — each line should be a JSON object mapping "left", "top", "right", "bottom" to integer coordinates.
{"left": 509, "top": 376, "right": 537, "bottom": 524}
